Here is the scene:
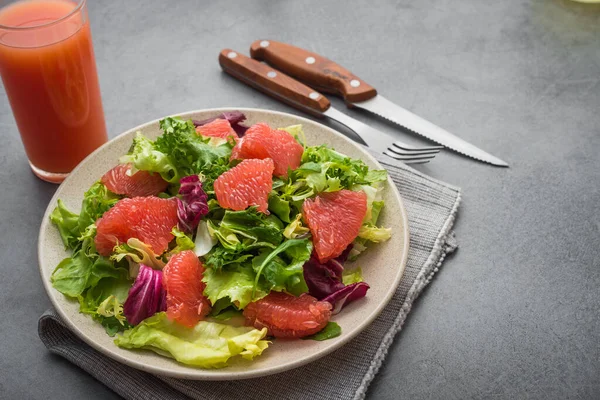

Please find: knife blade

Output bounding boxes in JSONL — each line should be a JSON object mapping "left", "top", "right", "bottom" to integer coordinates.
{"left": 217, "top": 49, "right": 434, "bottom": 164}
{"left": 249, "top": 39, "right": 508, "bottom": 167}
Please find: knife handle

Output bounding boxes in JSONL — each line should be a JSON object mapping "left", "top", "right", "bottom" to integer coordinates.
{"left": 219, "top": 49, "right": 330, "bottom": 116}
{"left": 250, "top": 39, "right": 377, "bottom": 104}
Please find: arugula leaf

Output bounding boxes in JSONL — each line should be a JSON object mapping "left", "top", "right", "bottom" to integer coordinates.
{"left": 252, "top": 238, "right": 312, "bottom": 296}
{"left": 302, "top": 322, "right": 342, "bottom": 341}
{"left": 268, "top": 193, "right": 291, "bottom": 223}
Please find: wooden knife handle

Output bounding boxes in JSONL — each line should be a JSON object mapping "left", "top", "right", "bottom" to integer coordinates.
{"left": 219, "top": 49, "right": 330, "bottom": 116}
{"left": 250, "top": 39, "right": 377, "bottom": 103}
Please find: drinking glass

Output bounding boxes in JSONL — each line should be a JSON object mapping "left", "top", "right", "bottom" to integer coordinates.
{"left": 0, "top": 0, "right": 107, "bottom": 183}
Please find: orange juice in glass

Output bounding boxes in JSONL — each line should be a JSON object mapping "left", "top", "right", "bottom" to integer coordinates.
{"left": 0, "top": 0, "right": 107, "bottom": 183}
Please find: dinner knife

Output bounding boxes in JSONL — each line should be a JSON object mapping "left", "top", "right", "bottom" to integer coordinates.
{"left": 218, "top": 49, "right": 434, "bottom": 164}
{"left": 249, "top": 39, "right": 508, "bottom": 167}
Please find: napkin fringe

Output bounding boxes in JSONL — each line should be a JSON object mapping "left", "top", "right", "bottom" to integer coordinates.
{"left": 354, "top": 191, "right": 461, "bottom": 400}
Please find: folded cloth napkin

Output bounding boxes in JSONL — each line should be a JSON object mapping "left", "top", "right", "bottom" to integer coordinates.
{"left": 39, "top": 153, "right": 461, "bottom": 400}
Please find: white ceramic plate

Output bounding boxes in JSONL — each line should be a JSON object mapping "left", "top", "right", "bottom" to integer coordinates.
{"left": 38, "top": 108, "right": 409, "bottom": 380}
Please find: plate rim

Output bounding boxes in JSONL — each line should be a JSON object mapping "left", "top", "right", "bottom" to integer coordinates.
{"left": 38, "top": 107, "right": 409, "bottom": 380}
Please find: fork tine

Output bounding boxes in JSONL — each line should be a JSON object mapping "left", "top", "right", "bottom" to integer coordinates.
{"left": 393, "top": 141, "right": 444, "bottom": 152}
{"left": 387, "top": 145, "right": 441, "bottom": 156}
{"left": 383, "top": 150, "right": 437, "bottom": 163}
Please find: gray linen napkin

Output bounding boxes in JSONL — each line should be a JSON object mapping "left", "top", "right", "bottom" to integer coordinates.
{"left": 39, "top": 153, "right": 461, "bottom": 400}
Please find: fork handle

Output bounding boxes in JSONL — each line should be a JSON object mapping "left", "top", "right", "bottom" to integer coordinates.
{"left": 219, "top": 49, "right": 330, "bottom": 116}
{"left": 250, "top": 39, "right": 377, "bottom": 103}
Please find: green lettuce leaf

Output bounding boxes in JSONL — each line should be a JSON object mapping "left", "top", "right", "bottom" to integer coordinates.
{"left": 78, "top": 273, "right": 132, "bottom": 336}
{"left": 342, "top": 267, "right": 363, "bottom": 285}
{"left": 114, "top": 312, "right": 269, "bottom": 368}
{"left": 358, "top": 225, "right": 392, "bottom": 242}
{"left": 168, "top": 227, "right": 195, "bottom": 255}
{"left": 303, "top": 322, "right": 342, "bottom": 341}
{"left": 51, "top": 227, "right": 126, "bottom": 298}
{"left": 203, "top": 266, "right": 268, "bottom": 309}
{"left": 349, "top": 200, "right": 391, "bottom": 260}
{"left": 50, "top": 199, "right": 80, "bottom": 249}
{"left": 50, "top": 182, "right": 118, "bottom": 252}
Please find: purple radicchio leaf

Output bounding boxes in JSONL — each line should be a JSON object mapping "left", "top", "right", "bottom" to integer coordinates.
{"left": 176, "top": 175, "right": 209, "bottom": 233}
{"left": 123, "top": 264, "right": 167, "bottom": 325}
{"left": 303, "top": 255, "right": 345, "bottom": 300}
{"left": 336, "top": 244, "right": 353, "bottom": 263}
{"left": 192, "top": 111, "right": 248, "bottom": 137}
{"left": 322, "top": 282, "right": 370, "bottom": 315}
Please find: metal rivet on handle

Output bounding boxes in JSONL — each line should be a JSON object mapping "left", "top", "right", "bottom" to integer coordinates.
{"left": 227, "top": 51, "right": 237, "bottom": 59}
{"left": 260, "top": 40, "right": 270, "bottom": 48}
{"left": 305, "top": 56, "right": 316, "bottom": 64}
{"left": 267, "top": 71, "right": 277, "bottom": 78}
{"left": 350, "top": 79, "right": 360, "bottom": 87}
{"left": 309, "top": 92, "right": 320, "bottom": 100}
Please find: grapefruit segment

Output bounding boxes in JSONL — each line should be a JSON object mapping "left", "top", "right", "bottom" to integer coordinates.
{"left": 214, "top": 158, "right": 274, "bottom": 213}
{"left": 163, "top": 250, "right": 211, "bottom": 327}
{"left": 242, "top": 291, "right": 332, "bottom": 338}
{"left": 94, "top": 196, "right": 178, "bottom": 256}
{"left": 101, "top": 163, "right": 168, "bottom": 197}
{"left": 303, "top": 190, "right": 367, "bottom": 263}
{"left": 195, "top": 118, "right": 237, "bottom": 141}
{"left": 231, "top": 123, "right": 303, "bottom": 177}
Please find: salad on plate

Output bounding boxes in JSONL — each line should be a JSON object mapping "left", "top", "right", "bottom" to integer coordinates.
{"left": 49, "top": 111, "right": 391, "bottom": 368}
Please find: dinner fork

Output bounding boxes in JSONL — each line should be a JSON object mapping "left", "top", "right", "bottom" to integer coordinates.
{"left": 219, "top": 49, "right": 442, "bottom": 164}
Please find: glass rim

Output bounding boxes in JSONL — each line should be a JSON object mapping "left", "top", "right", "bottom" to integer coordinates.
{"left": 0, "top": 0, "right": 86, "bottom": 30}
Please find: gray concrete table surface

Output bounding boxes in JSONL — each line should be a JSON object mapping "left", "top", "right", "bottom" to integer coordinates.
{"left": 1, "top": 0, "right": 599, "bottom": 399}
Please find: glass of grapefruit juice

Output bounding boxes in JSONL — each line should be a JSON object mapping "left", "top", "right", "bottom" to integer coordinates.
{"left": 0, "top": 0, "right": 107, "bottom": 183}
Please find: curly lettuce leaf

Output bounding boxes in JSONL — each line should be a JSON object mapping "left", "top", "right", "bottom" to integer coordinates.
{"left": 168, "top": 227, "right": 195, "bottom": 255}
{"left": 155, "top": 117, "right": 232, "bottom": 190}
{"left": 111, "top": 238, "right": 166, "bottom": 277}
{"left": 77, "top": 270, "right": 132, "bottom": 336}
{"left": 114, "top": 312, "right": 269, "bottom": 368}
{"left": 350, "top": 200, "right": 391, "bottom": 260}
{"left": 270, "top": 144, "right": 388, "bottom": 216}
{"left": 119, "top": 132, "right": 178, "bottom": 183}
{"left": 283, "top": 213, "right": 310, "bottom": 239}
{"left": 358, "top": 225, "right": 392, "bottom": 242}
